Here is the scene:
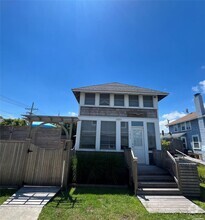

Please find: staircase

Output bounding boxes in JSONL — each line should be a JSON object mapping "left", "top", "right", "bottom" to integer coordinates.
{"left": 137, "top": 165, "right": 181, "bottom": 195}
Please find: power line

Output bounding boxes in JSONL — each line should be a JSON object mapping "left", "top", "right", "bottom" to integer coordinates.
{"left": 0, "top": 95, "right": 30, "bottom": 108}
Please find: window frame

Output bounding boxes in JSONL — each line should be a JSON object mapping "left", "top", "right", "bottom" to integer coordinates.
{"left": 129, "top": 95, "right": 139, "bottom": 107}
{"left": 143, "top": 96, "right": 154, "bottom": 108}
{"left": 114, "top": 94, "right": 124, "bottom": 107}
{"left": 99, "top": 93, "right": 110, "bottom": 106}
{"left": 192, "top": 135, "right": 201, "bottom": 150}
{"left": 181, "top": 137, "right": 187, "bottom": 149}
{"left": 84, "top": 93, "right": 95, "bottom": 105}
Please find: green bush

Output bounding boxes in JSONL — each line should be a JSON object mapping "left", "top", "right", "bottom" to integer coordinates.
{"left": 71, "top": 151, "right": 129, "bottom": 185}
{"left": 198, "top": 165, "right": 205, "bottom": 183}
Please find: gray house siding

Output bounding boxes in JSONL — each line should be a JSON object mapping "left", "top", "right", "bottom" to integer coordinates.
{"left": 169, "top": 119, "right": 201, "bottom": 150}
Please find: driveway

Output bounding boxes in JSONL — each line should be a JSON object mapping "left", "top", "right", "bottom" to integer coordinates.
{"left": 0, "top": 186, "right": 60, "bottom": 220}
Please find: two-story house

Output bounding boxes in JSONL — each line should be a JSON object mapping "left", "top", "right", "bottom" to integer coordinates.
{"left": 167, "top": 93, "right": 205, "bottom": 157}
{"left": 72, "top": 82, "right": 168, "bottom": 164}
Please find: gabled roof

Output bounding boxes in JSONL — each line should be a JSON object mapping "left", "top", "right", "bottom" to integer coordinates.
{"left": 72, "top": 82, "right": 168, "bottom": 102}
{"left": 167, "top": 112, "right": 198, "bottom": 126}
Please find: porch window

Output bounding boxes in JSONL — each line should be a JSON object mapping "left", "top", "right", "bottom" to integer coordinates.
{"left": 121, "top": 122, "right": 129, "bottom": 149}
{"left": 114, "top": 94, "right": 124, "bottom": 106}
{"left": 192, "top": 135, "right": 200, "bottom": 150}
{"left": 100, "top": 121, "right": 116, "bottom": 150}
{"left": 100, "top": 94, "right": 110, "bottom": 106}
{"left": 80, "top": 120, "right": 96, "bottom": 149}
{"left": 84, "top": 93, "right": 95, "bottom": 105}
{"left": 143, "top": 96, "right": 153, "bottom": 108}
{"left": 129, "top": 95, "right": 139, "bottom": 107}
{"left": 147, "top": 122, "right": 156, "bottom": 150}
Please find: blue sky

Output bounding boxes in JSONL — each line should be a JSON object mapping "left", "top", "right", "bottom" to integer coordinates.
{"left": 0, "top": 0, "right": 205, "bottom": 131}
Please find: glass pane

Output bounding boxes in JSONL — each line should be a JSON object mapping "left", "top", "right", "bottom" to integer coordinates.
{"left": 80, "top": 121, "right": 96, "bottom": 149}
{"left": 100, "top": 94, "right": 110, "bottom": 106}
{"left": 85, "top": 93, "right": 95, "bottom": 105}
{"left": 114, "top": 94, "right": 124, "bottom": 106}
{"left": 193, "top": 136, "right": 199, "bottom": 142}
{"left": 100, "top": 121, "right": 116, "bottom": 150}
{"left": 143, "top": 96, "right": 153, "bottom": 107}
{"left": 131, "top": 121, "right": 143, "bottom": 127}
{"left": 129, "top": 95, "right": 139, "bottom": 107}
{"left": 134, "top": 129, "right": 143, "bottom": 146}
{"left": 147, "top": 122, "right": 156, "bottom": 150}
{"left": 121, "top": 122, "right": 129, "bottom": 149}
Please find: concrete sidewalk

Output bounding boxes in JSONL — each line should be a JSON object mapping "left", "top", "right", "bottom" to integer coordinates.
{"left": 0, "top": 186, "right": 60, "bottom": 220}
{"left": 138, "top": 195, "right": 205, "bottom": 213}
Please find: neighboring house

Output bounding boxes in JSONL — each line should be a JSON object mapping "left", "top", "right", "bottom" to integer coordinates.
{"left": 72, "top": 82, "right": 168, "bottom": 164}
{"left": 167, "top": 93, "right": 205, "bottom": 155}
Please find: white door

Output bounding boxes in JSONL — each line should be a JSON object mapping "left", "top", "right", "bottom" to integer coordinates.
{"left": 131, "top": 127, "right": 146, "bottom": 164}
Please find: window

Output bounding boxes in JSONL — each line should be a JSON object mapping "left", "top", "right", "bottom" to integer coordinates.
{"left": 186, "top": 121, "right": 191, "bottom": 130}
{"left": 100, "top": 94, "right": 110, "bottom": 106}
{"left": 121, "top": 122, "right": 129, "bottom": 149}
{"left": 147, "top": 123, "right": 156, "bottom": 150}
{"left": 131, "top": 121, "right": 143, "bottom": 127}
{"left": 129, "top": 95, "right": 139, "bottom": 107}
{"left": 84, "top": 93, "right": 95, "bottom": 105}
{"left": 192, "top": 135, "right": 200, "bottom": 150}
{"left": 174, "top": 125, "right": 178, "bottom": 132}
{"left": 114, "top": 94, "right": 124, "bottom": 106}
{"left": 181, "top": 122, "right": 186, "bottom": 131}
{"left": 100, "top": 121, "right": 116, "bottom": 150}
{"left": 80, "top": 121, "right": 96, "bottom": 149}
{"left": 143, "top": 96, "right": 153, "bottom": 107}
{"left": 181, "top": 137, "right": 187, "bottom": 149}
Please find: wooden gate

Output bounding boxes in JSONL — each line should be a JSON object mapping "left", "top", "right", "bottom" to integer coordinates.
{"left": 0, "top": 140, "right": 72, "bottom": 187}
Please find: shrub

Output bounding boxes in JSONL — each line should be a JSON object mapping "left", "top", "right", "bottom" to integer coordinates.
{"left": 71, "top": 151, "right": 129, "bottom": 185}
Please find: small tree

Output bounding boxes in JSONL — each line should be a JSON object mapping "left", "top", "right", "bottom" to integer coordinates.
{"left": 0, "top": 118, "right": 27, "bottom": 126}
{"left": 161, "top": 139, "right": 171, "bottom": 150}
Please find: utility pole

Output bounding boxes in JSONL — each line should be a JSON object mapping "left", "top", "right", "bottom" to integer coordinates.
{"left": 25, "top": 102, "right": 38, "bottom": 115}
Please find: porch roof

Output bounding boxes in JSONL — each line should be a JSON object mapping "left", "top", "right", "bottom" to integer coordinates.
{"left": 22, "top": 115, "right": 78, "bottom": 124}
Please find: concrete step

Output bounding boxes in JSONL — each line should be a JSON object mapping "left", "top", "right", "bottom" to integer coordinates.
{"left": 137, "top": 188, "right": 181, "bottom": 196}
{"left": 138, "top": 175, "right": 174, "bottom": 182}
{"left": 138, "top": 181, "right": 177, "bottom": 188}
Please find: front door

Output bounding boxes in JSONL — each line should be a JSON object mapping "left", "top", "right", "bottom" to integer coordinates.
{"left": 131, "top": 127, "right": 146, "bottom": 164}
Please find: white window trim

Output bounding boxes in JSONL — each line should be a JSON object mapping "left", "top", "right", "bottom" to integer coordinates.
{"left": 181, "top": 122, "right": 186, "bottom": 131}
{"left": 186, "top": 121, "right": 191, "bottom": 130}
{"left": 174, "top": 125, "right": 178, "bottom": 132}
{"left": 192, "top": 135, "right": 201, "bottom": 150}
{"left": 181, "top": 137, "right": 187, "bottom": 149}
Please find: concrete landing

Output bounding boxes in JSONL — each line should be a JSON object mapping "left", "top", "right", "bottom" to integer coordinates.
{"left": 137, "top": 195, "right": 205, "bottom": 213}
{"left": 0, "top": 186, "right": 60, "bottom": 220}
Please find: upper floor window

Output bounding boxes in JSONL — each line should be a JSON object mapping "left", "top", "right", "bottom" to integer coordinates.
{"left": 181, "top": 122, "right": 186, "bottom": 131}
{"left": 84, "top": 93, "right": 95, "bottom": 105}
{"left": 129, "top": 95, "right": 139, "bottom": 107}
{"left": 114, "top": 94, "right": 124, "bottom": 106}
{"left": 100, "top": 94, "right": 110, "bottom": 106}
{"left": 186, "top": 121, "right": 191, "bottom": 130}
{"left": 192, "top": 135, "right": 200, "bottom": 150}
{"left": 174, "top": 125, "right": 178, "bottom": 132}
{"left": 143, "top": 96, "right": 153, "bottom": 107}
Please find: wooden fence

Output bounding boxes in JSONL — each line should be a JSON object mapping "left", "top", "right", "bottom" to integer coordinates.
{"left": 0, "top": 139, "right": 72, "bottom": 187}
{"left": 124, "top": 148, "right": 138, "bottom": 195}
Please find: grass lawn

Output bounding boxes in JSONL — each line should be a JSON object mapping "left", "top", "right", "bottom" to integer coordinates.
{"left": 0, "top": 189, "right": 16, "bottom": 205}
{"left": 198, "top": 165, "right": 205, "bottom": 183}
{"left": 39, "top": 186, "right": 205, "bottom": 220}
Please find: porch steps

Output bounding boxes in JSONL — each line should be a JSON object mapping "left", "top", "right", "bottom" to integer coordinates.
{"left": 138, "top": 181, "right": 177, "bottom": 188}
{"left": 137, "top": 165, "right": 181, "bottom": 196}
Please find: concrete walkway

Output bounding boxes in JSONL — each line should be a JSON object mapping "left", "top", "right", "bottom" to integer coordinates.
{"left": 0, "top": 186, "right": 60, "bottom": 220}
{"left": 137, "top": 195, "right": 205, "bottom": 213}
